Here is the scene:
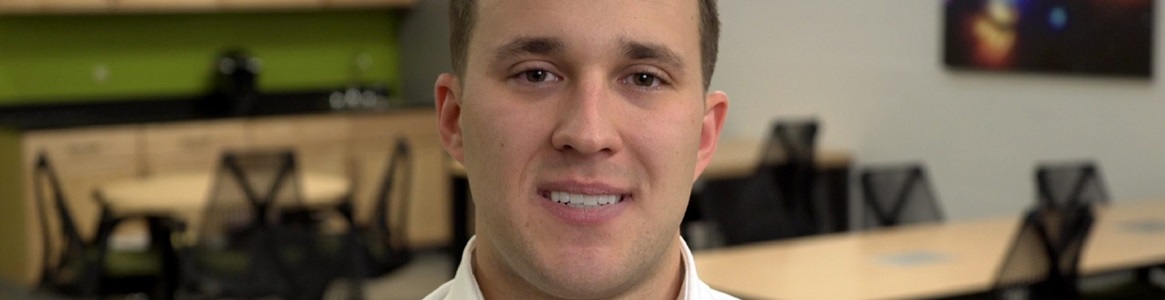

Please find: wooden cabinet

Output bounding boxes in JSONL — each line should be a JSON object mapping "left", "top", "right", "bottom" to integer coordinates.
{"left": 245, "top": 114, "right": 351, "bottom": 176}
{"left": 142, "top": 119, "right": 247, "bottom": 174}
{"left": 326, "top": 0, "right": 412, "bottom": 8}
{"left": 115, "top": 0, "right": 217, "bottom": 12}
{"left": 0, "top": 0, "right": 39, "bottom": 12}
{"left": 220, "top": 0, "right": 321, "bottom": 9}
{"left": 38, "top": 0, "right": 109, "bottom": 12}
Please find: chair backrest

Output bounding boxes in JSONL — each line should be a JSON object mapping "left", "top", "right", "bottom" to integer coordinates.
{"left": 993, "top": 205, "right": 1094, "bottom": 299}
{"left": 371, "top": 138, "right": 413, "bottom": 251}
{"left": 197, "top": 148, "right": 301, "bottom": 244}
{"left": 760, "top": 119, "right": 827, "bottom": 236}
{"left": 32, "top": 153, "right": 91, "bottom": 290}
{"left": 760, "top": 119, "right": 818, "bottom": 166}
{"left": 994, "top": 210, "right": 1053, "bottom": 293}
{"left": 187, "top": 149, "right": 300, "bottom": 296}
{"left": 698, "top": 173, "right": 797, "bottom": 246}
{"left": 859, "top": 163, "right": 944, "bottom": 228}
{"left": 704, "top": 120, "right": 814, "bottom": 243}
{"left": 1036, "top": 161, "right": 1109, "bottom": 209}
{"left": 1039, "top": 205, "right": 1094, "bottom": 282}
{"left": 342, "top": 137, "right": 419, "bottom": 280}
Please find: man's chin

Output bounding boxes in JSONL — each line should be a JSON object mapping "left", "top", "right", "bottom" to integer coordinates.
{"left": 531, "top": 262, "right": 638, "bottom": 300}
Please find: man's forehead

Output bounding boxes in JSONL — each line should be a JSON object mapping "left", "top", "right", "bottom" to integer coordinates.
{"left": 469, "top": 0, "right": 701, "bottom": 60}
{"left": 473, "top": 0, "right": 698, "bottom": 28}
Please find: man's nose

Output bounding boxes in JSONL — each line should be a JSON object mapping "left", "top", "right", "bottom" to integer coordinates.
{"left": 550, "top": 77, "right": 623, "bottom": 156}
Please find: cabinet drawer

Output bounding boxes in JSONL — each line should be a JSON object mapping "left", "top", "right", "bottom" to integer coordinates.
{"left": 246, "top": 115, "right": 352, "bottom": 177}
{"left": 246, "top": 114, "right": 351, "bottom": 147}
{"left": 23, "top": 125, "right": 139, "bottom": 170}
{"left": 220, "top": 0, "right": 319, "bottom": 9}
{"left": 116, "top": 0, "right": 217, "bottom": 11}
{"left": 143, "top": 120, "right": 246, "bottom": 173}
{"left": 0, "top": 0, "right": 38, "bottom": 12}
{"left": 144, "top": 120, "right": 246, "bottom": 156}
{"left": 40, "top": 0, "right": 109, "bottom": 11}
{"left": 349, "top": 111, "right": 436, "bottom": 141}
{"left": 326, "top": 0, "right": 413, "bottom": 8}
{"left": 295, "top": 143, "right": 349, "bottom": 176}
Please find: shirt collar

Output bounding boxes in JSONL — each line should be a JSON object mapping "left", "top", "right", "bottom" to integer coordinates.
{"left": 444, "top": 236, "right": 486, "bottom": 299}
{"left": 445, "top": 235, "right": 714, "bottom": 300}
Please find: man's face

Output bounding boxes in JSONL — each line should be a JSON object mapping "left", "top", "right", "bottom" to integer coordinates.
{"left": 435, "top": 0, "right": 726, "bottom": 298}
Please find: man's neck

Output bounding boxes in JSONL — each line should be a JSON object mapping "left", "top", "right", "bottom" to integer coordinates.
{"left": 473, "top": 235, "right": 686, "bottom": 300}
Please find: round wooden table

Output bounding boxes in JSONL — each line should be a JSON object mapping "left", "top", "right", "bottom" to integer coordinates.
{"left": 97, "top": 171, "right": 351, "bottom": 241}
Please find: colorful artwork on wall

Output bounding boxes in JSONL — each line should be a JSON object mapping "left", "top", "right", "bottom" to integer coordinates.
{"left": 944, "top": 0, "right": 1154, "bottom": 78}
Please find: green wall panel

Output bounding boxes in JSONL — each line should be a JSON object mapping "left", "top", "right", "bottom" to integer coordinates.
{"left": 0, "top": 11, "right": 401, "bottom": 106}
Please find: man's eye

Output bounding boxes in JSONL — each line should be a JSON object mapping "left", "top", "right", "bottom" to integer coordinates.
{"left": 627, "top": 72, "right": 664, "bottom": 88}
{"left": 521, "top": 69, "right": 558, "bottom": 82}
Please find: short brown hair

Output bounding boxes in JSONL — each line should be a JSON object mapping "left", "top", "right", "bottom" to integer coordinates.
{"left": 449, "top": 0, "right": 721, "bottom": 90}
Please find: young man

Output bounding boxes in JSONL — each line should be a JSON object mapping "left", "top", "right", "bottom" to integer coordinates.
{"left": 428, "top": 0, "right": 732, "bottom": 299}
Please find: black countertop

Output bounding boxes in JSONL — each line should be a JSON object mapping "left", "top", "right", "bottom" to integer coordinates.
{"left": 0, "top": 90, "right": 429, "bottom": 131}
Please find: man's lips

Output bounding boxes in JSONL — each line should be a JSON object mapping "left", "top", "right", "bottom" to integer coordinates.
{"left": 536, "top": 188, "right": 630, "bottom": 225}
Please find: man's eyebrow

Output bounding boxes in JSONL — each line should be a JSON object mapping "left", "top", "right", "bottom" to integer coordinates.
{"left": 494, "top": 37, "right": 565, "bottom": 61}
{"left": 622, "top": 40, "right": 686, "bottom": 71}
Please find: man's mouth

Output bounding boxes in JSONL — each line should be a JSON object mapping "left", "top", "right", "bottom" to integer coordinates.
{"left": 542, "top": 191, "right": 627, "bottom": 208}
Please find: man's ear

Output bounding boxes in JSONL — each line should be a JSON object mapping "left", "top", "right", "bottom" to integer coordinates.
{"left": 435, "top": 73, "right": 465, "bottom": 163}
{"left": 693, "top": 91, "right": 729, "bottom": 181}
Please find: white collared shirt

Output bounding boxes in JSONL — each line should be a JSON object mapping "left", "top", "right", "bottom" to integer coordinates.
{"left": 423, "top": 236, "right": 738, "bottom": 300}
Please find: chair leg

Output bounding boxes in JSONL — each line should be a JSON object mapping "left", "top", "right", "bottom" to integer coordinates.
{"left": 146, "top": 217, "right": 179, "bottom": 300}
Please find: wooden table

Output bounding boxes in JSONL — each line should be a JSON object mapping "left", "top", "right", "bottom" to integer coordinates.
{"left": 699, "top": 138, "right": 852, "bottom": 179}
{"left": 97, "top": 172, "right": 351, "bottom": 239}
{"left": 693, "top": 200, "right": 1165, "bottom": 300}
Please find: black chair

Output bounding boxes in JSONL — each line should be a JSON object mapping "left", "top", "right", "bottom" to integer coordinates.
{"left": 992, "top": 205, "right": 1094, "bottom": 300}
{"left": 763, "top": 119, "right": 836, "bottom": 236}
{"left": 1035, "top": 162, "right": 1165, "bottom": 298}
{"left": 182, "top": 149, "right": 354, "bottom": 299}
{"left": 859, "top": 163, "right": 944, "bottom": 229}
{"left": 350, "top": 138, "right": 414, "bottom": 281}
{"left": 698, "top": 171, "right": 797, "bottom": 246}
{"left": 695, "top": 119, "right": 820, "bottom": 246}
{"left": 33, "top": 153, "right": 180, "bottom": 300}
{"left": 1035, "top": 161, "right": 1109, "bottom": 209}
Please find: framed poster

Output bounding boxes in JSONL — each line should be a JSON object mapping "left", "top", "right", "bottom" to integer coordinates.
{"left": 944, "top": 0, "right": 1154, "bottom": 78}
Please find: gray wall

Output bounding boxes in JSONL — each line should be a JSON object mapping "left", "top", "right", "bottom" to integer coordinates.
{"left": 400, "top": 0, "right": 1165, "bottom": 221}
{"left": 713, "top": 1, "right": 1165, "bottom": 220}
{"left": 397, "top": 0, "right": 452, "bottom": 106}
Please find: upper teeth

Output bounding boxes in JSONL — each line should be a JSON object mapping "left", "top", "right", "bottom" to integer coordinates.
{"left": 550, "top": 191, "right": 622, "bottom": 208}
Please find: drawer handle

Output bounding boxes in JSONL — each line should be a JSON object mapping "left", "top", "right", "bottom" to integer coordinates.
{"left": 180, "top": 136, "right": 211, "bottom": 149}
{"left": 66, "top": 142, "right": 101, "bottom": 156}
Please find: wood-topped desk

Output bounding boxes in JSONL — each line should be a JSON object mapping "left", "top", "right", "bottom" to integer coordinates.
{"left": 693, "top": 200, "right": 1165, "bottom": 300}
{"left": 97, "top": 172, "right": 350, "bottom": 237}
{"left": 699, "top": 138, "right": 852, "bottom": 179}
